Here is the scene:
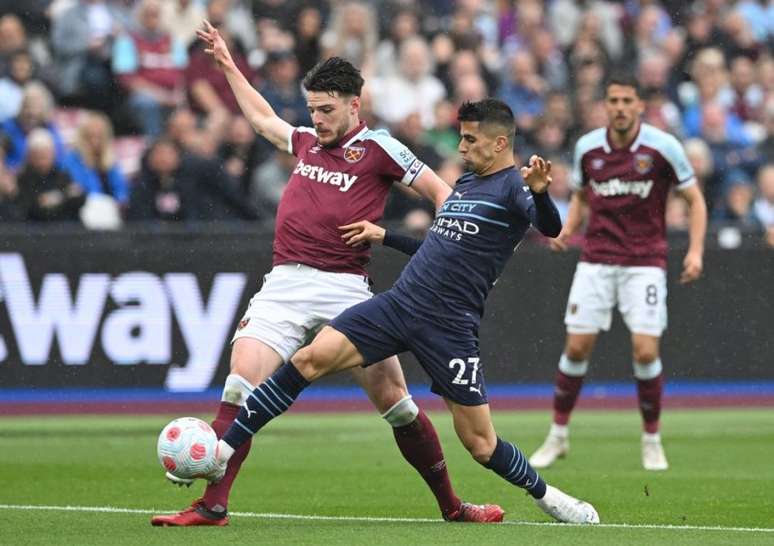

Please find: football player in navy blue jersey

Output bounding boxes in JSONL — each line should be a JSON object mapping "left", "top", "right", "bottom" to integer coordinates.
{"left": 210, "top": 99, "right": 600, "bottom": 524}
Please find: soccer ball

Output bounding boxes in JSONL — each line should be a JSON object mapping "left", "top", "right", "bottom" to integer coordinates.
{"left": 157, "top": 417, "right": 218, "bottom": 481}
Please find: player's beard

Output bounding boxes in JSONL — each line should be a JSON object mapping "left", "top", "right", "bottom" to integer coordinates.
{"left": 319, "top": 124, "right": 348, "bottom": 148}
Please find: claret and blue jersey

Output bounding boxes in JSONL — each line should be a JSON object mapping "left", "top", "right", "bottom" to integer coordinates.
{"left": 393, "top": 166, "right": 562, "bottom": 323}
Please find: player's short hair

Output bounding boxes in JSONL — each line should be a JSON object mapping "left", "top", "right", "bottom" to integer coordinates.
{"left": 457, "top": 99, "right": 516, "bottom": 143}
{"left": 302, "top": 57, "right": 365, "bottom": 97}
{"left": 605, "top": 73, "right": 642, "bottom": 98}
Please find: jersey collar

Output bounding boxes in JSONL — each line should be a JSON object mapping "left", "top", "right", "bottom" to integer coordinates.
{"left": 337, "top": 121, "right": 369, "bottom": 149}
{"left": 604, "top": 122, "right": 642, "bottom": 153}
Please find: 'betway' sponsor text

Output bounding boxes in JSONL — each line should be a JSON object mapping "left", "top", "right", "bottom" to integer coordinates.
{"left": 293, "top": 159, "right": 358, "bottom": 192}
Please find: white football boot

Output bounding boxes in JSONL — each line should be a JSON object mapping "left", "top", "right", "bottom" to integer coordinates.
{"left": 535, "top": 485, "right": 600, "bottom": 524}
{"left": 641, "top": 433, "right": 669, "bottom": 471}
{"left": 529, "top": 425, "right": 569, "bottom": 469}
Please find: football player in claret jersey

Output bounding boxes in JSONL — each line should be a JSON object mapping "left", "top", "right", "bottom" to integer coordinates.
{"left": 529, "top": 75, "right": 707, "bottom": 472}
{"left": 151, "top": 22, "right": 504, "bottom": 526}
{"left": 207, "top": 99, "right": 600, "bottom": 524}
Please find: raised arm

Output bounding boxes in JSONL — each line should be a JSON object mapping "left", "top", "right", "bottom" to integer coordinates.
{"left": 520, "top": 155, "right": 562, "bottom": 238}
{"left": 196, "top": 21, "right": 293, "bottom": 151}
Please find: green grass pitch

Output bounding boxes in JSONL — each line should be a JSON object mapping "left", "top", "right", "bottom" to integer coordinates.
{"left": 1, "top": 409, "right": 772, "bottom": 545}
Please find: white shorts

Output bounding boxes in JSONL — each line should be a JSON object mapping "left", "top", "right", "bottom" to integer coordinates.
{"left": 232, "top": 264, "right": 373, "bottom": 361}
{"left": 564, "top": 262, "right": 667, "bottom": 337}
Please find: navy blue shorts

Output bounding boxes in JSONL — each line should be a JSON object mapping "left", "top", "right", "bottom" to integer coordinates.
{"left": 329, "top": 291, "right": 487, "bottom": 406}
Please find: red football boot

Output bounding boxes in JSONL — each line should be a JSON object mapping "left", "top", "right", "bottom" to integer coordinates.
{"left": 445, "top": 502, "right": 505, "bottom": 523}
{"left": 150, "top": 498, "right": 229, "bottom": 527}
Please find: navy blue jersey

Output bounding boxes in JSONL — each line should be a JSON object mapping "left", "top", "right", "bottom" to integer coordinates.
{"left": 392, "top": 166, "right": 561, "bottom": 324}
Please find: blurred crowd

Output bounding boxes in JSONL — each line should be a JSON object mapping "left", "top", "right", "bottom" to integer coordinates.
{"left": 0, "top": 0, "right": 771, "bottom": 244}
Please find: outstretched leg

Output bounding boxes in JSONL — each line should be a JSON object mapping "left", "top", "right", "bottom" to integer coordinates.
{"left": 351, "top": 360, "right": 502, "bottom": 522}
{"left": 447, "top": 400, "right": 599, "bottom": 524}
{"left": 218, "top": 326, "right": 365, "bottom": 458}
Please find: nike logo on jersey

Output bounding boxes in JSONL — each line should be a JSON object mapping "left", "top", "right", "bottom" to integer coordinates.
{"left": 293, "top": 159, "right": 359, "bottom": 192}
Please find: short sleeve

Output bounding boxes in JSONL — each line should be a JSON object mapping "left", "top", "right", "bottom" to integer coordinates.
{"left": 367, "top": 130, "right": 426, "bottom": 186}
{"left": 570, "top": 140, "right": 585, "bottom": 191}
{"left": 289, "top": 127, "right": 318, "bottom": 156}
{"left": 660, "top": 135, "right": 697, "bottom": 190}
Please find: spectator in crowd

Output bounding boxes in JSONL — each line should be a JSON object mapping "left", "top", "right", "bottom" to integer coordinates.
{"left": 371, "top": 36, "right": 446, "bottom": 129}
{"left": 128, "top": 137, "right": 190, "bottom": 221}
{"left": 529, "top": 27, "right": 568, "bottom": 91}
{"left": 374, "top": 7, "right": 420, "bottom": 78}
{"left": 321, "top": 1, "right": 378, "bottom": 77}
{"left": 760, "top": 99, "right": 774, "bottom": 163}
{"left": 63, "top": 111, "right": 130, "bottom": 206}
{"left": 0, "top": 135, "right": 20, "bottom": 220}
{"left": 112, "top": 0, "right": 188, "bottom": 136}
{"left": 499, "top": 50, "right": 545, "bottom": 134}
{"left": 684, "top": 137, "right": 718, "bottom": 213}
{"left": 51, "top": 0, "right": 119, "bottom": 109}
{"left": 680, "top": 48, "right": 746, "bottom": 143}
{"left": 161, "top": 0, "right": 206, "bottom": 48}
{"left": 250, "top": 149, "right": 295, "bottom": 218}
{"left": 15, "top": 128, "right": 85, "bottom": 222}
{"left": 0, "top": 50, "right": 37, "bottom": 122}
{"left": 729, "top": 55, "right": 765, "bottom": 123}
{"left": 2, "top": 82, "right": 66, "bottom": 170}
{"left": 700, "top": 102, "right": 761, "bottom": 209}
{"left": 292, "top": 5, "right": 324, "bottom": 75}
{"left": 0, "top": 14, "right": 49, "bottom": 77}
{"left": 548, "top": 0, "right": 623, "bottom": 62}
{"left": 423, "top": 100, "right": 460, "bottom": 159}
{"left": 219, "top": 116, "right": 270, "bottom": 197}
{"left": 715, "top": 172, "right": 757, "bottom": 226}
{"left": 752, "top": 164, "right": 774, "bottom": 229}
{"left": 259, "top": 50, "right": 311, "bottom": 127}
{"left": 164, "top": 106, "right": 199, "bottom": 152}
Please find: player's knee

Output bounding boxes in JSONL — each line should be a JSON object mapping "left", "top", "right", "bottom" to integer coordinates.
{"left": 633, "top": 347, "right": 659, "bottom": 366}
{"left": 291, "top": 345, "right": 329, "bottom": 382}
{"left": 462, "top": 434, "right": 497, "bottom": 465}
{"left": 381, "top": 395, "right": 419, "bottom": 427}
{"left": 565, "top": 339, "right": 592, "bottom": 362}
{"left": 220, "top": 374, "right": 255, "bottom": 406}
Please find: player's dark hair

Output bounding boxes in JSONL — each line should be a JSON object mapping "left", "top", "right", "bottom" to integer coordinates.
{"left": 302, "top": 57, "right": 365, "bottom": 97}
{"left": 605, "top": 73, "right": 642, "bottom": 98}
{"left": 457, "top": 99, "right": 516, "bottom": 143}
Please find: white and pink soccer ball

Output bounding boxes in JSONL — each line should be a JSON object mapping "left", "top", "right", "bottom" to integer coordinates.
{"left": 157, "top": 417, "right": 218, "bottom": 480}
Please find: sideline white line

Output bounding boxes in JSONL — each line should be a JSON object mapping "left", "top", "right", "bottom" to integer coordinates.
{"left": 0, "top": 504, "right": 772, "bottom": 534}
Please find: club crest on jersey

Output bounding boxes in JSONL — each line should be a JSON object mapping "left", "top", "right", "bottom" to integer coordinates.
{"left": 343, "top": 146, "right": 366, "bottom": 163}
{"left": 634, "top": 153, "right": 653, "bottom": 174}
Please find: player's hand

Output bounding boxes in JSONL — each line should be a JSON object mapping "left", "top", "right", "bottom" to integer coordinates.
{"left": 549, "top": 231, "right": 570, "bottom": 252}
{"left": 680, "top": 250, "right": 703, "bottom": 284}
{"left": 520, "top": 155, "right": 552, "bottom": 194}
{"left": 339, "top": 221, "right": 385, "bottom": 247}
{"left": 196, "top": 20, "right": 233, "bottom": 70}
